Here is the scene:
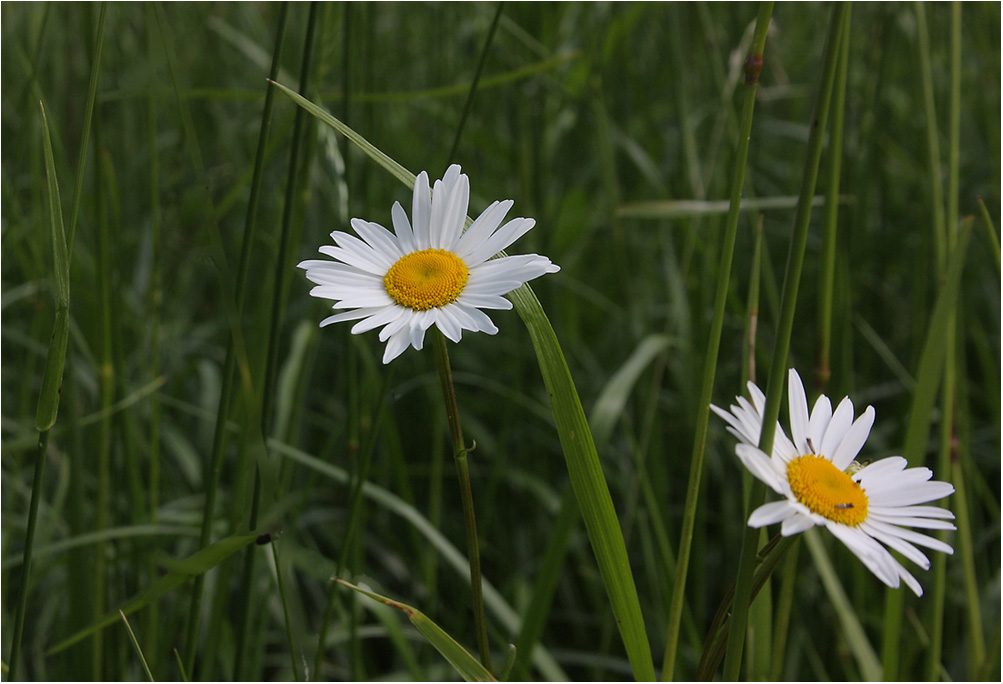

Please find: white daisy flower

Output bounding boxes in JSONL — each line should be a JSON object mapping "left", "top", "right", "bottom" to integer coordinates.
{"left": 712, "top": 368, "right": 956, "bottom": 596}
{"left": 299, "top": 165, "right": 559, "bottom": 364}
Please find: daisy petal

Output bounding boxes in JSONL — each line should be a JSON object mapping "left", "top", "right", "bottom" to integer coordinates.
{"left": 748, "top": 500, "right": 798, "bottom": 527}
{"left": 788, "top": 369, "right": 811, "bottom": 454}
{"left": 830, "top": 405, "right": 875, "bottom": 471}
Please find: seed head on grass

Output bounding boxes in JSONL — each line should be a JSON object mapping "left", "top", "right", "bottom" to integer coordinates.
{"left": 299, "top": 164, "right": 559, "bottom": 363}
{"left": 712, "top": 369, "right": 956, "bottom": 596}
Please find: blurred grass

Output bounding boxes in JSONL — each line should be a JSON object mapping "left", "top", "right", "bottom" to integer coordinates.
{"left": 2, "top": 2, "right": 1000, "bottom": 681}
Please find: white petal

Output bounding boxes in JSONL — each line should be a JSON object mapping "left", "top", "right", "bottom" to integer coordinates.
{"left": 863, "top": 519, "right": 955, "bottom": 555}
{"left": 807, "top": 395, "right": 832, "bottom": 449}
{"left": 439, "top": 171, "right": 469, "bottom": 249}
{"left": 461, "top": 217, "right": 537, "bottom": 265}
{"left": 391, "top": 201, "right": 417, "bottom": 253}
{"left": 780, "top": 512, "right": 816, "bottom": 535}
{"left": 825, "top": 523, "right": 901, "bottom": 589}
{"left": 748, "top": 381, "right": 766, "bottom": 415}
{"left": 830, "top": 405, "right": 874, "bottom": 471}
{"left": 451, "top": 303, "right": 499, "bottom": 335}
{"left": 411, "top": 171, "right": 432, "bottom": 248}
{"left": 351, "top": 306, "right": 407, "bottom": 334}
{"left": 320, "top": 307, "right": 384, "bottom": 327}
{"left": 456, "top": 292, "right": 513, "bottom": 311}
{"left": 819, "top": 396, "right": 854, "bottom": 460}
{"left": 454, "top": 200, "right": 513, "bottom": 259}
{"left": 788, "top": 368, "right": 811, "bottom": 454}
{"left": 382, "top": 329, "right": 411, "bottom": 364}
{"left": 868, "top": 505, "right": 955, "bottom": 520}
{"left": 748, "top": 500, "right": 798, "bottom": 527}
{"left": 435, "top": 306, "right": 463, "bottom": 342}
{"left": 351, "top": 218, "right": 403, "bottom": 259}
{"left": 736, "top": 444, "right": 786, "bottom": 494}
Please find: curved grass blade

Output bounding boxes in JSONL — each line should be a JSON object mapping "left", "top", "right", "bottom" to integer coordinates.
{"left": 46, "top": 532, "right": 264, "bottom": 656}
{"left": 270, "top": 439, "right": 567, "bottom": 681}
{"left": 336, "top": 580, "right": 496, "bottom": 682}
{"left": 8, "top": 101, "right": 72, "bottom": 682}
{"left": 589, "top": 334, "right": 671, "bottom": 452}
{"left": 271, "top": 82, "right": 656, "bottom": 681}
{"left": 119, "top": 611, "right": 155, "bottom": 682}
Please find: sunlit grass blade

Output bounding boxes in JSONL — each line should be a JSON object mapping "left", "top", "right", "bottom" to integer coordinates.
{"left": 271, "top": 83, "right": 656, "bottom": 681}
{"left": 723, "top": 5, "right": 850, "bottom": 679}
{"left": 662, "top": 4, "right": 773, "bottom": 679}
{"left": 119, "top": 611, "right": 155, "bottom": 682}
{"left": 802, "top": 530, "right": 881, "bottom": 680}
{"left": 589, "top": 334, "right": 671, "bottom": 451}
{"left": 47, "top": 533, "right": 266, "bottom": 656}
{"left": 617, "top": 194, "right": 838, "bottom": 220}
{"left": 336, "top": 580, "right": 496, "bottom": 682}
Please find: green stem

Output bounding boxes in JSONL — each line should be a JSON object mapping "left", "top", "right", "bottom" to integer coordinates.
{"left": 230, "top": 6, "right": 290, "bottom": 678}
{"left": 432, "top": 329, "right": 492, "bottom": 673}
{"left": 915, "top": 1, "right": 947, "bottom": 273}
{"left": 660, "top": 3, "right": 773, "bottom": 680}
{"left": 7, "top": 430, "right": 51, "bottom": 681}
{"left": 722, "top": 5, "right": 849, "bottom": 680}
{"left": 815, "top": 7, "right": 850, "bottom": 391}
{"left": 446, "top": 1, "right": 504, "bottom": 164}
{"left": 271, "top": 542, "right": 300, "bottom": 681}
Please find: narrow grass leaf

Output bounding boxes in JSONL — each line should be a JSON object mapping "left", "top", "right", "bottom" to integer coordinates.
{"left": 272, "top": 85, "right": 656, "bottom": 681}
{"left": 589, "top": 334, "right": 671, "bottom": 451}
{"left": 119, "top": 611, "right": 155, "bottom": 682}
{"left": 802, "top": 530, "right": 881, "bottom": 680}
{"left": 47, "top": 533, "right": 263, "bottom": 655}
{"left": 617, "top": 195, "right": 839, "bottom": 220}
{"left": 336, "top": 580, "right": 496, "bottom": 682}
{"left": 35, "top": 102, "right": 70, "bottom": 432}
{"left": 976, "top": 196, "right": 1000, "bottom": 274}
{"left": 901, "top": 219, "right": 973, "bottom": 464}
{"left": 270, "top": 439, "right": 569, "bottom": 680}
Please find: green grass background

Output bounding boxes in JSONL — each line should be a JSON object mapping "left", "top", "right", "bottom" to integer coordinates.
{"left": 2, "top": 2, "right": 999, "bottom": 681}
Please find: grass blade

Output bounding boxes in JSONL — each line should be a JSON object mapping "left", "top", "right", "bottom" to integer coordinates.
{"left": 119, "top": 611, "right": 155, "bottom": 682}
{"left": 272, "top": 83, "right": 656, "bottom": 681}
{"left": 336, "top": 580, "right": 496, "bottom": 682}
{"left": 47, "top": 533, "right": 266, "bottom": 656}
{"left": 7, "top": 101, "right": 72, "bottom": 682}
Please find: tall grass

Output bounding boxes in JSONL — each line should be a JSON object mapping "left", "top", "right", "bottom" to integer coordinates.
{"left": 3, "top": 3, "right": 999, "bottom": 681}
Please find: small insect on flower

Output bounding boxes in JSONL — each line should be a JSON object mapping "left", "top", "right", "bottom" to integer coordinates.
{"left": 299, "top": 165, "right": 559, "bottom": 363}
{"left": 711, "top": 369, "right": 956, "bottom": 596}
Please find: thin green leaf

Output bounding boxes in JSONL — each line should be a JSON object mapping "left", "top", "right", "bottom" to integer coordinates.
{"left": 35, "top": 102, "right": 70, "bottom": 432}
{"left": 272, "top": 84, "right": 656, "bottom": 680}
{"left": 119, "top": 611, "right": 156, "bottom": 682}
{"left": 976, "top": 196, "right": 1000, "bottom": 274}
{"left": 901, "top": 219, "right": 973, "bottom": 465}
{"left": 46, "top": 533, "right": 263, "bottom": 655}
{"left": 589, "top": 334, "right": 671, "bottom": 452}
{"left": 802, "top": 530, "right": 881, "bottom": 680}
{"left": 269, "top": 439, "right": 567, "bottom": 681}
{"left": 337, "top": 580, "right": 496, "bottom": 682}
{"left": 617, "top": 194, "right": 841, "bottom": 220}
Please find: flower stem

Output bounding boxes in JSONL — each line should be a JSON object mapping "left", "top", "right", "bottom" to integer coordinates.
{"left": 722, "top": 4, "right": 849, "bottom": 680}
{"left": 431, "top": 329, "right": 492, "bottom": 673}
{"left": 660, "top": 3, "right": 773, "bottom": 680}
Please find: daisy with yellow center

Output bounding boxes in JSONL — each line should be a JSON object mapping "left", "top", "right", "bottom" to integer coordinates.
{"left": 711, "top": 369, "right": 956, "bottom": 596}
{"left": 299, "top": 165, "right": 559, "bottom": 363}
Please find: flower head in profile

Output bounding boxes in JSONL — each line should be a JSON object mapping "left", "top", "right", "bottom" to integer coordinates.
{"left": 712, "top": 369, "right": 955, "bottom": 596}
{"left": 299, "top": 165, "right": 559, "bottom": 363}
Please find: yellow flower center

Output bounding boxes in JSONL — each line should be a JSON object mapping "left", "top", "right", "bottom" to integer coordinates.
{"left": 384, "top": 249, "right": 469, "bottom": 310}
{"left": 786, "top": 454, "right": 869, "bottom": 526}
